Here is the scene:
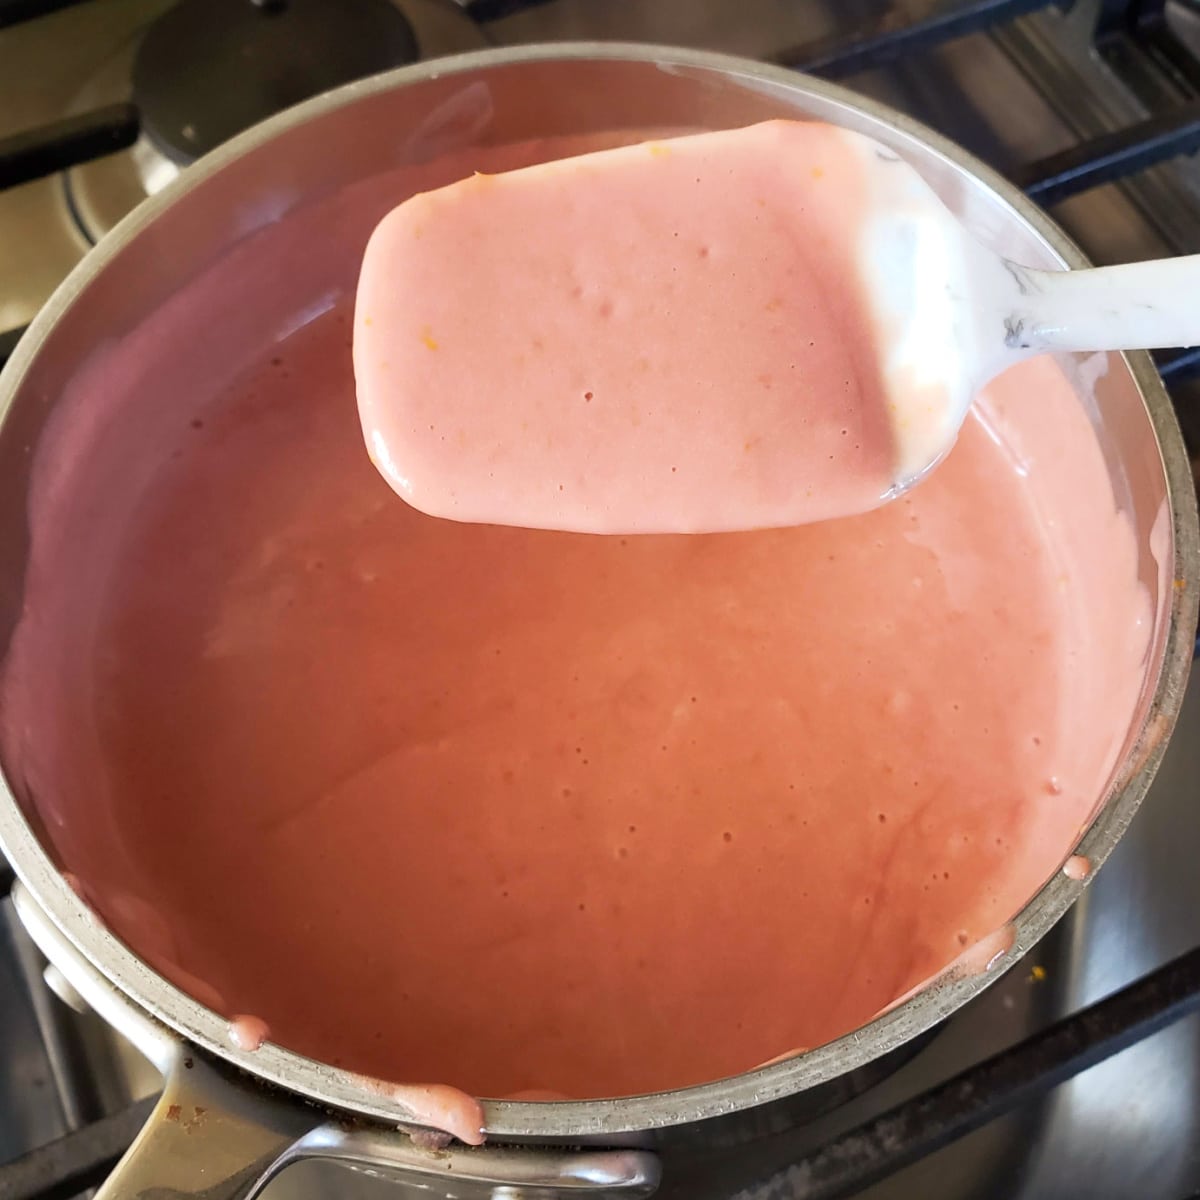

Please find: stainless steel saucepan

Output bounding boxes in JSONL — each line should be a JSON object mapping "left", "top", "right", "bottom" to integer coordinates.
{"left": 0, "top": 43, "right": 1195, "bottom": 1200}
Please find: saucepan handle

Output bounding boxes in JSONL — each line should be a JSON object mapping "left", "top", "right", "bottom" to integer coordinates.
{"left": 93, "top": 1048, "right": 322, "bottom": 1200}
{"left": 12, "top": 881, "right": 663, "bottom": 1199}
{"left": 12, "top": 880, "right": 325, "bottom": 1199}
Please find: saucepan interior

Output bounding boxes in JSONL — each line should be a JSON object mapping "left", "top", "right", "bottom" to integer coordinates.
{"left": 0, "top": 45, "right": 1194, "bottom": 1145}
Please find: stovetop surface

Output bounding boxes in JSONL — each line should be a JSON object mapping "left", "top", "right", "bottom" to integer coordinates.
{"left": 1, "top": 3, "right": 1199, "bottom": 1198}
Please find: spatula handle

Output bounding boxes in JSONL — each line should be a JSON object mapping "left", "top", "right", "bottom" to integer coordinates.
{"left": 1008, "top": 255, "right": 1200, "bottom": 356}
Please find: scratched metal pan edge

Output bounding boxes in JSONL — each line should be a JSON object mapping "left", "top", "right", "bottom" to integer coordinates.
{"left": 0, "top": 41, "right": 1194, "bottom": 1200}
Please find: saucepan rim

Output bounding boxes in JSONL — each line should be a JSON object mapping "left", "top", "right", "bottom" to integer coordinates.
{"left": 0, "top": 41, "right": 1195, "bottom": 1141}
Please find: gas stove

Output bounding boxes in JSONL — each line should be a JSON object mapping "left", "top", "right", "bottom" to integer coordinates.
{"left": 2, "top": 3, "right": 1200, "bottom": 1199}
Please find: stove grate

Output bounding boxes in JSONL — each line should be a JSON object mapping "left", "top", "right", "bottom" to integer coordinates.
{"left": 742, "top": 945, "right": 1200, "bottom": 1200}
{"left": 779, "top": 0, "right": 1059, "bottom": 77}
{"left": 0, "top": 0, "right": 91, "bottom": 30}
{"left": 0, "top": 103, "right": 139, "bottom": 193}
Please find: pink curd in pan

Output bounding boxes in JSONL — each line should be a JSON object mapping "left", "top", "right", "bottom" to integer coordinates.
{"left": 0, "top": 129, "right": 1151, "bottom": 1114}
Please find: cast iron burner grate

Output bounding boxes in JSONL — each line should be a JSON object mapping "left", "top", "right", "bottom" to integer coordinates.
{"left": 1, "top": 2, "right": 1200, "bottom": 1198}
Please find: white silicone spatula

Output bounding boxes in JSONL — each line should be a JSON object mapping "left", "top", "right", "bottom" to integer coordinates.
{"left": 354, "top": 120, "right": 1200, "bottom": 535}
{"left": 863, "top": 148, "right": 1200, "bottom": 488}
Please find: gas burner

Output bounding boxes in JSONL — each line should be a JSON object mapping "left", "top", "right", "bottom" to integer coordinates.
{"left": 133, "top": 0, "right": 421, "bottom": 165}
{"left": 61, "top": 0, "right": 487, "bottom": 244}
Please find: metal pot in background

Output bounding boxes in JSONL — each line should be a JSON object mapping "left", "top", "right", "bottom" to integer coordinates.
{"left": 0, "top": 43, "right": 1195, "bottom": 1200}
